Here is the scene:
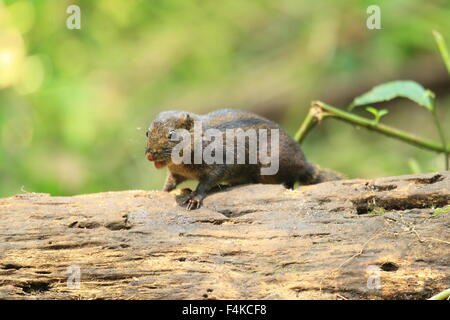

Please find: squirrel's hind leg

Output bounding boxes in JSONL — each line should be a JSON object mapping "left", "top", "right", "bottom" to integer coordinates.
{"left": 282, "top": 181, "right": 295, "bottom": 189}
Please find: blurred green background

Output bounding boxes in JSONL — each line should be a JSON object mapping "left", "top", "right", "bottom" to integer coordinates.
{"left": 0, "top": 0, "right": 449, "bottom": 197}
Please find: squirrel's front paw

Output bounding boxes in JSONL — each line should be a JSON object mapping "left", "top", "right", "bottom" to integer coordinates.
{"left": 183, "top": 195, "right": 203, "bottom": 210}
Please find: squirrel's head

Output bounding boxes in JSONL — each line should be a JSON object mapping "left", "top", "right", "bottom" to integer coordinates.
{"left": 145, "top": 111, "right": 194, "bottom": 168}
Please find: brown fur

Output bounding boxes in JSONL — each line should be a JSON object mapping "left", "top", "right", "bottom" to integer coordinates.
{"left": 145, "top": 109, "right": 341, "bottom": 209}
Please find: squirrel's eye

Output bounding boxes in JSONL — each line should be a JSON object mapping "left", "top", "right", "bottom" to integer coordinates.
{"left": 146, "top": 131, "right": 149, "bottom": 138}
{"left": 168, "top": 129, "right": 177, "bottom": 140}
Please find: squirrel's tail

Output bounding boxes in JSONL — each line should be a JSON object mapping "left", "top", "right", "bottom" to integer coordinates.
{"left": 301, "top": 162, "right": 343, "bottom": 185}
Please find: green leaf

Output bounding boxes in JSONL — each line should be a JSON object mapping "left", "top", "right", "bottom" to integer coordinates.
{"left": 365, "top": 107, "right": 389, "bottom": 125}
{"left": 378, "top": 109, "right": 389, "bottom": 118}
{"left": 349, "top": 80, "right": 435, "bottom": 111}
{"left": 431, "top": 206, "right": 450, "bottom": 216}
{"left": 365, "top": 106, "right": 378, "bottom": 117}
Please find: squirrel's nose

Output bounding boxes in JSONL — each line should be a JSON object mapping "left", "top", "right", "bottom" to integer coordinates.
{"left": 146, "top": 152, "right": 154, "bottom": 161}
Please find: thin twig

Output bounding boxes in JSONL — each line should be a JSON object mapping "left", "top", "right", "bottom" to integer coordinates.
{"left": 295, "top": 101, "right": 447, "bottom": 153}
{"left": 410, "top": 228, "right": 450, "bottom": 245}
{"left": 334, "top": 231, "right": 384, "bottom": 271}
{"left": 318, "top": 230, "right": 385, "bottom": 296}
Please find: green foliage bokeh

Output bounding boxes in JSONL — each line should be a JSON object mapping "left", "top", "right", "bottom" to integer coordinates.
{"left": 0, "top": 0, "right": 449, "bottom": 197}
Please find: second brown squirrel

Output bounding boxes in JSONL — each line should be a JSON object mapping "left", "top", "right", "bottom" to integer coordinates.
{"left": 145, "top": 109, "right": 341, "bottom": 210}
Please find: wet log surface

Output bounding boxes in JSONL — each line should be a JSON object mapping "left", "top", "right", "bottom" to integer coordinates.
{"left": 0, "top": 172, "right": 449, "bottom": 300}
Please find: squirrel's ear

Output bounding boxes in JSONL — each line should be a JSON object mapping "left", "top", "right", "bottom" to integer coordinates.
{"left": 182, "top": 113, "right": 194, "bottom": 129}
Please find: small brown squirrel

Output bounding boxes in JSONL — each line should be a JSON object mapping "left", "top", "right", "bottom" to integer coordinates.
{"left": 145, "top": 109, "right": 341, "bottom": 210}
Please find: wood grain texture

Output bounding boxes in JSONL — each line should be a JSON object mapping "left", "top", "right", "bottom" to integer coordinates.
{"left": 0, "top": 172, "right": 449, "bottom": 300}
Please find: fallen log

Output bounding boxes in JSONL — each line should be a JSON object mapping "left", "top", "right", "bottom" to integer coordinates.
{"left": 0, "top": 172, "right": 449, "bottom": 300}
